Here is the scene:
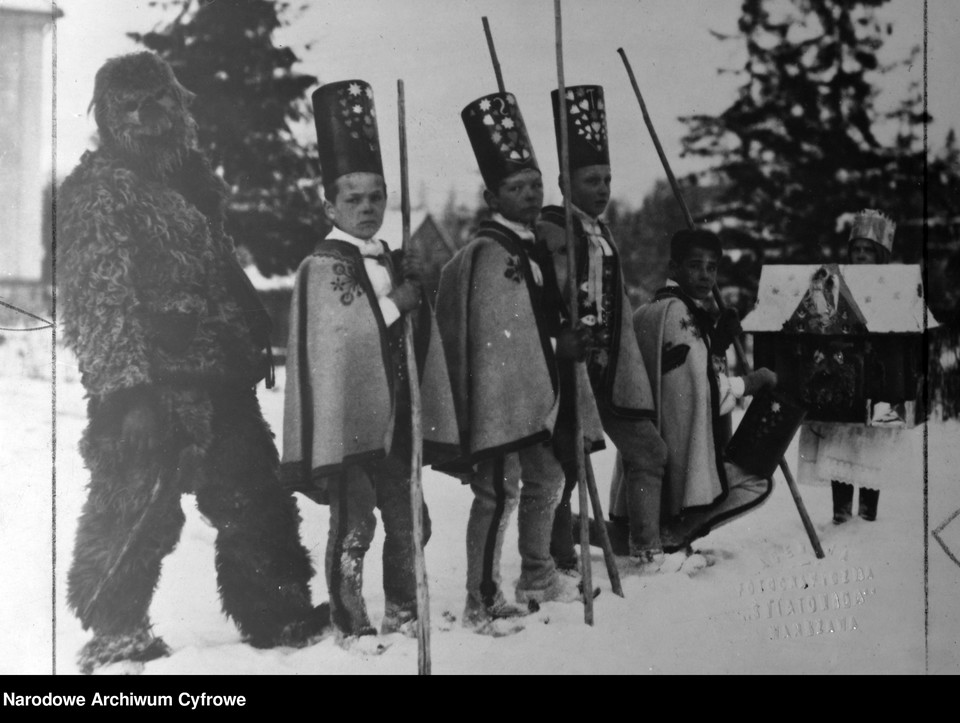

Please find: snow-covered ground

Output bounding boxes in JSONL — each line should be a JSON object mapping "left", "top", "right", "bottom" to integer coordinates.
{"left": 2, "top": 334, "right": 959, "bottom": 676}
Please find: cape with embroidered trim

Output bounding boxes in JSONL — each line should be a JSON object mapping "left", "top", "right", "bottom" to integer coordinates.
{"left": 626, "top": 287, "right": 729, "bottom": 516}
{"left": 434, "top": 220, "right": 603, "bottom": 472}
{"left": 281, "top": 239, "right": 459, "bottom": 500}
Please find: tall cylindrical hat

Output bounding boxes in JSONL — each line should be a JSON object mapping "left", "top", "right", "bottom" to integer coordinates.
{"left": 312, "top": 79, "right": 383, "bottom": 189}
{"left": 849, "top": 209, "right": 895, "bottom": 255}
{"left": 551, "top": 85, "right": 609, "bottom": 171}
{"left": 461, "top": 91, "right": 539, "bottom": 190}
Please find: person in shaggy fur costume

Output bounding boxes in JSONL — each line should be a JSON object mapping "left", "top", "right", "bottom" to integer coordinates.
{"left": 57, "top": 52, "right": 329, "bottom": 674}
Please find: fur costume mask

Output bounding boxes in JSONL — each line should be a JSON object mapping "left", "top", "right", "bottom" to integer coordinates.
{"left": 89, "top": 51, "right": 198, "bottom": 177}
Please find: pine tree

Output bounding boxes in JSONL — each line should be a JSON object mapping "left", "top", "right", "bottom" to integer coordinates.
{"left": 679, "top": 0, "right": 922, "bottom": 262}
{"left": 130, "top": 0, "right": 325, "bottom": 276}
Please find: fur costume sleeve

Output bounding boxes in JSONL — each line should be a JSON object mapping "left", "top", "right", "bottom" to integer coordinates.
{"left": 536, "top": 210, "right": 655, "bottom": 419}
{"left": 58, "top": 163, "right": 156, "bottom": 398}
{"left": 634, "top": 297, "right": 728, "bottom": 515}
{"left": 435, "top": 234, "right": 563, "bottom": 466}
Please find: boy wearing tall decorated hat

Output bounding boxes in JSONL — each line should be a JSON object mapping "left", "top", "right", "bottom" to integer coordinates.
{"left": 536, "top": 84, "right": 669, "bottom": 574}
{"left": 436, "top": 90, "right": 603, "bottom": 630}
{"left": 282, "top": 79, "right": 458, "bottom": 644}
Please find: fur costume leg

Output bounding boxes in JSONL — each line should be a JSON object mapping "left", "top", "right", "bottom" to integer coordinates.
{"left": 68, "top": 418, "right": 186, "bottom": 673}
{"left": 196, "top": 387, "right": 323, "bottom": 647}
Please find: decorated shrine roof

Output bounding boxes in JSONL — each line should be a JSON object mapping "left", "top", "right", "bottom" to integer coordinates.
{"left": 742, "top": 264, "right": 938, "bottom": 334}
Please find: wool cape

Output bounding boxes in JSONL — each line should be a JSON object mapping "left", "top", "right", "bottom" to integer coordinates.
{"left": 435, "top": 220, "right": 603, "bottom": 472}
{"left": 281, "top": 239, "right": 459, "bottom": 500}
{"left": 622, "top": 287, "right": 730, "bottom": 517}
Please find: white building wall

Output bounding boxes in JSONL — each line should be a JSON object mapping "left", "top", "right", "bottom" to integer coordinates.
{"left": 0, "top": 3, "right": 57, "bottom": 282}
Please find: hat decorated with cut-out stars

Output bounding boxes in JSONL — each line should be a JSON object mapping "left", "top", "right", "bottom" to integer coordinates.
{"left": 551, "top": 85, "right": 609, "bottom": 171}
{"left": 849, "top": 209, "right": 896, "bottom": 254}
{"left": 461, "top": 91, "right": 539, "bottom": 190}
{"left": 312, "top": 80, "right": 383, "bottom": 188}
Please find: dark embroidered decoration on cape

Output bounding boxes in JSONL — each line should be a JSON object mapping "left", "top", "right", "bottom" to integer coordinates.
{"left": 331, "top": 260, "right": 365, "bottom": 305}
{"left": 504, "top": 255, "right": 524, "bottom": 284}
{"left": 679, "top": 314, "right": 704, "bottom": 341}
{"left": 662, "top": 343, "right": 691, "bottom": 375}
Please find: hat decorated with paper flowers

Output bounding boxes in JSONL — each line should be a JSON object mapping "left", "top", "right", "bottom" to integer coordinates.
{"left": 849, "top": 209, "right": 896, "bottom": 254}
{"left": 551, "top": 84, "right": 609, "bottom": 171}
{"left": 462, "top": 91, "right": 540, "bottom": 191}
{"left": 312, "top": 80, "right": 384, "bottom": 192}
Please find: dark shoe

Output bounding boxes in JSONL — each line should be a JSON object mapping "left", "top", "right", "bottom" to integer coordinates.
{"left": 78, "top": 626, "right": 171, "bottom": 675}
{"left": 832, "top": 480, "right": 854, "bottom": 524}
{"left": 381, "top": 600, "right": 418, "bottom": 637}
{"left": 462, "top": 592, "right": 529, "bottom": 629}
{"left": 246, "top": 602, "right": 332, "bottom": 649}
{"left": 858, "top": 488, "right": 879, "bottom": 521}
{"left": 330, "top": 552, "right": 373, "bottom": 636}
{"left": 571, "top": 513, "right": 630, "bottom": 556}
{"left": 515, "top": 572, "right": 583, "bottom": 606}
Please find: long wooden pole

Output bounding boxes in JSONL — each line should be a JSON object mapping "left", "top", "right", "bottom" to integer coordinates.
{"left": 397, "top": 79, "right": 432, "bottom": 674}
{"left": 617, "top": 48, "right": 824, "bottom": 560}
{"left": 554, "top": 0, "right": 594, "bottom": 624}
{"left": 482, "top": 17, "right": 506, "bottom": 92}
{"left": 585, "top": 457, "right": 623, "bottom": 596}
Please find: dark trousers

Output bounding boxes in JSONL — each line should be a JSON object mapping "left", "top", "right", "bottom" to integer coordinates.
{"left": 466, "top": 443, "right": 564, "bottom": 605}
{"left": 325, "top": 456, "right": 431, "bottom": 635}
{"left": 552, "top": 405, "right": 667, "bottom": 562}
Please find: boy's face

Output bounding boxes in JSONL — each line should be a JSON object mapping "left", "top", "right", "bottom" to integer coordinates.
{"left": 568, "top": 164, "right": 612, "bottom": 218}
{"left": 670, "top": 245, "right": 719, "bottom": 301}
{"left": 485, "top": 169, "right": 544, "bottom": 226}
{"left": 848, "top": 237, "right": 881, "bottom": 265}
{"left": 324, "top": 172, "right": 387, "bottom": 240}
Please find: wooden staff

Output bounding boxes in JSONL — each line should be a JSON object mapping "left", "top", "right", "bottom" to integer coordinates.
{"left": 554, "top": 0, "right": 593, "bottom": 624}
{"left": 482, "top": 16, "right": 506, "bottom": 92}
{"left": 617, "top": 48, "right": 824, "bottom": 559}
{"left": 397, "top": 79, "right": 432, "bottom": 674}
{"left": 585, "top": 458, "right": 623, "bottom": 596}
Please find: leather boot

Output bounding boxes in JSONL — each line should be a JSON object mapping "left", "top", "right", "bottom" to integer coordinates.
{"left": 832, "top": 480, "right": 854, "bottom": 524}
{"left": 330, "top": 551, "right": 375, "bottom": 637}
{"left": 858, "top": 488, "right": 879, "bottom": 521}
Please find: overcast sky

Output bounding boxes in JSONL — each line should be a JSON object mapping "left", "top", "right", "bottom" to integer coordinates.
{"left": 50, "top": 0, "right": 959, "bottom": 213}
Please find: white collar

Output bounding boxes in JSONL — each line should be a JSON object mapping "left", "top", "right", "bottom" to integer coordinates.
{"left": 492, "top": 213, "right": 536, "bottom": 242}
{"left": 665, "top": 279, "right": 710, "bottom": 309}
{"left": 573, "top": 204, "right": 603, "bottom": 230}
{"left": 326, "top": 226, "right": 384, "bottom": 255}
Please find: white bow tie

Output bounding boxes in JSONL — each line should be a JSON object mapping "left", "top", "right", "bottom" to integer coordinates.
{"left": 360, "top": 239, "right": 385, "bottom": 259}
